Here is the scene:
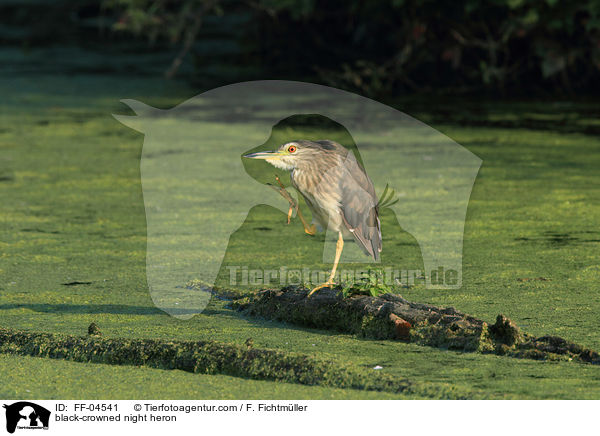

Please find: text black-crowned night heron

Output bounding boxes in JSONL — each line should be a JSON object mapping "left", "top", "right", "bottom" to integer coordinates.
{"left": 244, "top": 139, "right": 381, "bottom": 296}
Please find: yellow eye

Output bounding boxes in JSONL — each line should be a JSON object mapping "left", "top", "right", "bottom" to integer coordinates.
{"left": 288, "top": 145, "right": 297, "bottom": 153}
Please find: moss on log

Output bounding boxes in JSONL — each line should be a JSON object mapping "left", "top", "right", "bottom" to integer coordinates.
{"left": 232, "top": 287, "right": 600, "bottom": 365}
{"left": 0, "top": 327, "right": 476, "bottom": 398}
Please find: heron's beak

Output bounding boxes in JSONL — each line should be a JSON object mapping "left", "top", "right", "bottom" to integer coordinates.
{"left": 243, "top": 151, "right": 284, "bottom": 159}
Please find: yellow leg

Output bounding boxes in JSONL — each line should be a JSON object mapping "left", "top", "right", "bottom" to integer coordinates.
{"left": 272, "top": 175, "right": 316, "bottom": 235}
{"left": 288, "top": 202, "right": 316, "bottom": 235}
{"left": 308, "top": 231, "right": 344, "bottom": 297}
{"left": 302, "top": 221, "right": 317, "bottom": 236}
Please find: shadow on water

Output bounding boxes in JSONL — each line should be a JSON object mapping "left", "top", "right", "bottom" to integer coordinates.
{"left": 0, "top": 303, "right": 230, "bottom": 317}
{"left": 0, "top": 303, "right": 163, "bottom": 315}
{"left": 515, "top": 230, "right": 600, "bottom": 246}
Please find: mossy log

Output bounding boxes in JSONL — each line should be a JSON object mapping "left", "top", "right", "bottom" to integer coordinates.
{"left": 233, "top": 287, "right": 600, "bottom": 365}
{"left": 0, "top": 327, "right": 474, "bottom": 398}
{"left": 0, "top": 327, "right": 391, "bottom": 391}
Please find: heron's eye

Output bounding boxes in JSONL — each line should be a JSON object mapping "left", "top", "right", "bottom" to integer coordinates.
{"left": 288, "top": 145, "right": 297, "bottom": 153}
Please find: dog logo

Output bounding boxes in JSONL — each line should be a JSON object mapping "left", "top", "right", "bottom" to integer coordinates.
{"left": 3, "top": 402, "right": 50, "bottom": 433}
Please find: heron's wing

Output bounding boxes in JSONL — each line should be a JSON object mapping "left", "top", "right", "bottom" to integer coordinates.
{"left": 338, "top": 152, "right": 382, "bottom": 260}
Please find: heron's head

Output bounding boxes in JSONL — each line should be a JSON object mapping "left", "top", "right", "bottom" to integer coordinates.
{"left": 243, "top": 140, "right": 339, "bottom": 171}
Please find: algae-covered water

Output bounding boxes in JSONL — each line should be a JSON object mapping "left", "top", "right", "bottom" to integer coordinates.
{"left": 1, "top": 68, "right": 600, "bottom": 399}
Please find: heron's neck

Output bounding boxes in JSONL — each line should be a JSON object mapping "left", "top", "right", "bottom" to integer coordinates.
{"left": 267, "top": 158, "right": 294, "bottom": 171}
{"left": 291, "top": 167, "right": 323, "bottom": 191}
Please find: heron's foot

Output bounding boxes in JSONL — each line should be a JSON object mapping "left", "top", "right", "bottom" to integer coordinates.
{"left": 308, "top": 281, "right": 335, "bottom": 297}
{"left": 283, "top": 205, "right": 315, "bottom": 235}
{"left": 304, "top": 224, "right": 317, "bottom": 236}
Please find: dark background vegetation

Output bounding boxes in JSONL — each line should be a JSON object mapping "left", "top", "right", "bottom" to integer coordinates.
{"left": 3, "top": 0, "right": 600, "bottom": 99}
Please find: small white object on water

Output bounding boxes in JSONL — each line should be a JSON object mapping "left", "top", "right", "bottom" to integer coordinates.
{"left": 373, "top": 365, "right": 383, "bottom": 370}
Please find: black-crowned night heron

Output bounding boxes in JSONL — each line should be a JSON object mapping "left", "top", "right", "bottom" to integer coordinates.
{"left": 244, "top": 140, "right": 381, "bottom": 295}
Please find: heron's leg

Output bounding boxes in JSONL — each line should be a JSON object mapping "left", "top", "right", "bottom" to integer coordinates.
{"left": 292, "top": 203, "right": 316, "bottom": 235}
{"left": 308, "top": 231, "right": 344, "bottom": 297}
{"left": 300, "top": 216, "right": 317, "bottom": 235}
{"left": 272, "top": 175, "right": 316, "bottom": 235}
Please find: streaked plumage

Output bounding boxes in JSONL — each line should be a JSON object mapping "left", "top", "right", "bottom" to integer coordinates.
{"left": 286, "top": 140, "right": 381, "bottom": 260}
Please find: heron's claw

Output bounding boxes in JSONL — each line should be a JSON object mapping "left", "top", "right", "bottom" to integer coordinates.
{"left": 304, "top": 224, "right": 316, "bottom": 235}
{"left": 285, "top": 206, "right": 315, "bottom": 234}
